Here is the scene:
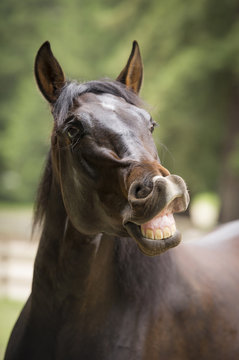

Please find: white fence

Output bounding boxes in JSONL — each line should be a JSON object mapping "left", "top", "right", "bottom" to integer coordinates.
{"left": 0, "top": 209, "right": 38, "bottom": 301}
{"left": 0, "top": 238, "right": 37, "bottom": 300}
{"left": 0, "top": 210, "right": 205, "bottom": 301}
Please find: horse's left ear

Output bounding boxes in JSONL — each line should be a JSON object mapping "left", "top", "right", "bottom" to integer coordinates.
{"left": 116, "top": 41, "right": 143, "bottom": 94}
{"left": 34, "top": 41, "right": 66, "bottom": 103}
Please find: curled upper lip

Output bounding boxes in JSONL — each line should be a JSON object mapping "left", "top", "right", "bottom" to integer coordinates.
{"left": 123, "top": 174, "right": 190, "bottom": 226}
{"left": 123, "top": 174, "right": 190, "bottom": 256}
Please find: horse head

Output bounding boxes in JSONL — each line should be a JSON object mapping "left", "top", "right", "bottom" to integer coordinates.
{"left": 34, "top": 41, "right": 189, "bottom": 256}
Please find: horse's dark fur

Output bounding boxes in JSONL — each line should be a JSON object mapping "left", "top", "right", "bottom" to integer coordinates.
{"left": 5, "top": 41, "right": 239, "bottom": 360}
{"left": 33, "top": 80, "right": 142, "bottom": 232}
{"left": 53, "top": 80, "right": 142, "bottom": 126}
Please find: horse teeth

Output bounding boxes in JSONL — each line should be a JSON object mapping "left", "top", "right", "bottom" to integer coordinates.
{"left": 163, "top": 227, "right": 171, "bottom": 239}
{"left": 155, "top": 229, "right": 163, "bottom": 240}
{"left": 146, "top": 229, "right": 154, "bottom": 240}
{"left": 171, "top": 224, "right": 176, "bottom": 235}
{"left": 141, "top": 226, "right": 146, "bottom": 237}
{"left": 141, "top": 225, "right": 176, "bottom": 240}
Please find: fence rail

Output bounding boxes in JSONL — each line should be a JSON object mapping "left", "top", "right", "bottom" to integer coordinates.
{"left": 0, "top": 239, "right": 37, "bottom": 300}
{"left": 0, "top": 209, "right": 204, "bottom": 301}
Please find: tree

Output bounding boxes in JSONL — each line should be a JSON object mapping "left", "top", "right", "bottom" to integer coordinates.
{"left": 0, "top": 0, "right": 239, "bottom": 221}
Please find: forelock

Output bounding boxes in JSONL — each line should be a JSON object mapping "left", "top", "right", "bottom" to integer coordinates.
{"left": 53, "top": 80, "right": 142, "bottom": 126}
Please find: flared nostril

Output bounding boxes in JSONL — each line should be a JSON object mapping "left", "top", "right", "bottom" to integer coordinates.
{"left": 126, "top": 173, "right": 189, "bottom": 224}
{"left": 135, "top": 185, "right": 152, "bottom": 199}
{"left": 135, "top": 185, "right": 143, "bottom": 198}
{"left": 129, "top": 180, "right": 153, "bottom": 200}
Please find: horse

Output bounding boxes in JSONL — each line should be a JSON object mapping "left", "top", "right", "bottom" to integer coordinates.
{"left": 4, "top": 41, "right": 239, "bottom": 360}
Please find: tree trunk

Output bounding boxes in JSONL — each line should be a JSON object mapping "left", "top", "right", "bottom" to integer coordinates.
{"left": 219, "top": 83, "right": 239, "bottom": 222}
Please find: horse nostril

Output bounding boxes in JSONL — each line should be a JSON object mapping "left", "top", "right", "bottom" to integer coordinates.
{"left": 135, "top": 185, "right": 143, "bottom": 198}
{"left": 131, "top": 181, "right": 153, "bottom": 199}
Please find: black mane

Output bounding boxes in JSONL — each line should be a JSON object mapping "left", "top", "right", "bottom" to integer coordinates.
{"left": 33, "top": 151, "right": 52, "bottom": 232}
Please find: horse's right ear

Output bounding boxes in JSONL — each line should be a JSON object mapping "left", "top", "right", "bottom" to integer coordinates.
{"left": 116, "top": 41, "right": 143, "bottom": 94}
{"left": 34, "top": 41, "right": 65, "bottom": 103}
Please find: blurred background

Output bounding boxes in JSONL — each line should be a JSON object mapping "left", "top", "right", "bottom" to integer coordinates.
{"left": 0, "top": 0, "right": 239, "bottom": 357}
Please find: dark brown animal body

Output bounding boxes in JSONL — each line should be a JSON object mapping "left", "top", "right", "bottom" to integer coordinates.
{"left": 4, "top": 42, "right": 239, "bottom": 360}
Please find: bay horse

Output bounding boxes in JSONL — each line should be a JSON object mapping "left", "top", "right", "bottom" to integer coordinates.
{"left": 5, "top": 41, "right": 239, "bottom": 360}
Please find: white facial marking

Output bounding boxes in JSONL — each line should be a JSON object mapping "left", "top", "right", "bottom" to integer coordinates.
{"left": 139, "top": 108, "right": 151, "bottom": 121}
{"left": 101, "top": 102, "right": 116, "bottom": 111}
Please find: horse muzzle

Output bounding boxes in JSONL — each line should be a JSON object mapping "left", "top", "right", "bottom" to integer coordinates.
{"left": 123, "top": 174, "right": 190, "bottom": 256}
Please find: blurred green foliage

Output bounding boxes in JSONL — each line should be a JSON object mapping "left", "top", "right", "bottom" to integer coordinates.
{"left": 0, "top": 298, "right": 23, "bottom": 358}
{"left": 0, "top": 0, "right": 239, "bottom": 214}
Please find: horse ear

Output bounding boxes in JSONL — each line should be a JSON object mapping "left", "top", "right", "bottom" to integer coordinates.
{"left": 116, "top": 41, "right": 143, "bottom": 94}
{"left": 34, "top": 41, "right": 65, "bottom": 103}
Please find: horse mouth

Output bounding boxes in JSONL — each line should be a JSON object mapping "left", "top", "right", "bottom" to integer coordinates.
{"left": 124, "top": 211, "right": 181, "bottom": 256}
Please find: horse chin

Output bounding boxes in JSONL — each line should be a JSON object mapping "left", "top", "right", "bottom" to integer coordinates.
{"left": 124, "top": 221, "right": 182, "bottom": 256}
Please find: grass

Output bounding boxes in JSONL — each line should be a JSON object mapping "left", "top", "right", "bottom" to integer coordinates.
{"left": 0, "top": 298, "right": 23, "bottom": 360}
{"left": 0, "top": 202, "right": 33, "bottom": 212}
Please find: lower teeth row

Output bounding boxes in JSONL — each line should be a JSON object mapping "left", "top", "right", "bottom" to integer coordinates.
{"left": 141, "top": 224, "right": 176, "bottom": 240}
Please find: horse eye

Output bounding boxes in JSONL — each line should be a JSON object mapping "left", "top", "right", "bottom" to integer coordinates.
{"left": 150, "top": 124, "right": 155, "bottom": 133}
{"left": 67, "top": 126, "right": 80, "bottom": 139}
{"left": 150, "top": 121, "right": 157, "bottom": 133}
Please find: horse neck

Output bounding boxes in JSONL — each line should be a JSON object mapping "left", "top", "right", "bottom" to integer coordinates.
{"left": 32, "top": 174, "right": 116, "bottom": 305}
{"left": 32, "top": 172, "right": 174, "bottom": 312}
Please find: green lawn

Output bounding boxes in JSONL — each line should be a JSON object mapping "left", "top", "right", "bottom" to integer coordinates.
{"left": 0, "top": 298, "right": 23, "bottom": 360}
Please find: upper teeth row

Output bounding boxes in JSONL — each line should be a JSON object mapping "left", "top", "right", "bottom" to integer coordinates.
{"left": 141, "top": 224, "right": 176, "bottom": 240}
